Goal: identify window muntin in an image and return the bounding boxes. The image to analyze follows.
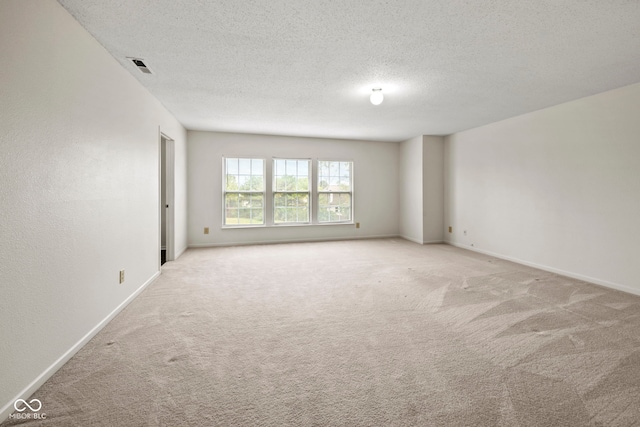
[318,160,352,223]
[224,158,265,225]
[273,158,311,224]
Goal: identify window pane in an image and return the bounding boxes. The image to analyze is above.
[272,159,310,224]
[250,176,264,191]
[239,208,250,222]
[274,159,284,175]
[274,176,283,191]
[298,161,308,175]
[286,194,297,207]
[318,178,329,191]
[251,209,263,224]
[225,175,238,191]
[225,208,239,224]
[283,176,294,191]
[274,192,309,223]
[318,160,351,191]
[225,193,238,208]
[319,161,329,177]
[251,159,263,175]
[226,158,238,175]
[286,159,297,174]
[297,177,309,191]
[237,175,248,190]
[296,207,308,222]
[318,192,351,223]
[318,207,329,222]
[224,157,265,226]
[239,158,251,174]
[340,161,350,175]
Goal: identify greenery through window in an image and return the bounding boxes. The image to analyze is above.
[318,161,352,223]
[224,158,264,225]
[273,159,310,224]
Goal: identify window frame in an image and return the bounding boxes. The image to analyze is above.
[220,156,354,228]
[272,158,312,225]
[317,160,354,224]
[222,157,266,227]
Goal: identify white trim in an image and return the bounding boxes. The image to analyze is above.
[400,236,445,245]
[400,235,424,245]
[446,241,640,297]
[188,234,399,248]
[160,133,175,263]
[174,245,188,259]
[0,271,160,423]
[222,222,356,230]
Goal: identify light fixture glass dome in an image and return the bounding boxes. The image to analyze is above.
[370,88,383,105]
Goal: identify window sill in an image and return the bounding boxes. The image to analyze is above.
[222,222,355,230]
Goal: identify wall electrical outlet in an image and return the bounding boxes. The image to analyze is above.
[356,222,360,229]
[119,270,125,284]
[204,227,209,234]
[448,226,452,233]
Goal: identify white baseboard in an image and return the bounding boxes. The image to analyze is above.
[174,245,188,259]
[188,234,400,248]
[0,271,161,423]
[399,236,444,245]
[446,241,640,297]
[400,235,424,245]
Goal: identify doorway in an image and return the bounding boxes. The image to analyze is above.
[160,133,175,266]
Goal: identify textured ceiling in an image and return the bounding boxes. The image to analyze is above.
[58,0,640,142]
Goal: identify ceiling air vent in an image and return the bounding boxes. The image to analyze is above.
[129,57,152,74]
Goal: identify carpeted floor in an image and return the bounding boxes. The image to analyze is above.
[4,239,640,426]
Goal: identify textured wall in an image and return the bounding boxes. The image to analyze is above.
[398,136,424,243]
[423,136,444,243]
[188,131,399,246]
[445,82,640,294]
[398,135,445,244]
[0,0,186,420]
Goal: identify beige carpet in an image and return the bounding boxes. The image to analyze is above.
[4,239,640,426]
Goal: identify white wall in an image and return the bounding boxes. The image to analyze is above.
[188,131,399,246]
[399,136,424,243]
[174,134,189,258]
[399,136,444,244]
[445,82,640,294]
[423,136,444,243]
[0,0,187,421]
[161,139,167,247]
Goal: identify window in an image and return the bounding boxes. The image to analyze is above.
[318,160,352,223]
[222,157,353,227]
[273,159,310,224]
[224,158,264,225]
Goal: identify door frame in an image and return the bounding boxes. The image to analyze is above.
[159,131,175,266]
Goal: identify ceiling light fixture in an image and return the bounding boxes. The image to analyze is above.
[370,88,383,105]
